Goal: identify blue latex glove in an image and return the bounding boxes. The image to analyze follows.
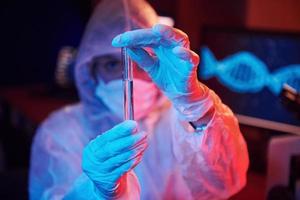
[82,120,147,198]
[112,24,211,121]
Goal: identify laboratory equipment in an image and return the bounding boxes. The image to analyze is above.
[122,0,134,120]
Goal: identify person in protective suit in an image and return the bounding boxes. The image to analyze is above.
[29,0,249,199]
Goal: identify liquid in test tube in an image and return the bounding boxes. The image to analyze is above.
[122,47,134,120]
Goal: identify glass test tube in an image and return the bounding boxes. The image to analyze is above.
[122,47,134,120]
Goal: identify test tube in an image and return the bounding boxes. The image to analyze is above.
[122,47,134,120]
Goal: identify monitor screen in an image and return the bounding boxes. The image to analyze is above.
[199,27,300,134]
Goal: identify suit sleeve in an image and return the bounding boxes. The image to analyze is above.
[170,89,249,199]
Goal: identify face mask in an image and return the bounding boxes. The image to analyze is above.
[95,79,159,120]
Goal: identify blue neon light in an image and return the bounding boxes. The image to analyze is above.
[200,47,300,95]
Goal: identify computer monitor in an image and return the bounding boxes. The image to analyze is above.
[199,27,300,134]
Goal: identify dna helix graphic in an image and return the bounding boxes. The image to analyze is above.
[199,47,300,95]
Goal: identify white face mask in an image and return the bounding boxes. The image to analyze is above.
[95,79,159,120]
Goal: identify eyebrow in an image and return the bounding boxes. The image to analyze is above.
[95,54,122,61]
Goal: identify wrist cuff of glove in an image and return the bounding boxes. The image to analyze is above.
[173,85,214,122]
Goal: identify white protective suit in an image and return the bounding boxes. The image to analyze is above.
[29,0,249,199]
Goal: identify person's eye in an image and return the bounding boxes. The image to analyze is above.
[104,60,122,72]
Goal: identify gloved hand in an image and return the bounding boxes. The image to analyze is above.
[112,24,212,121]
[82,120,147,198]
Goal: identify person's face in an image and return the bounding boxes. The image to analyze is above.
[92,52,152,83]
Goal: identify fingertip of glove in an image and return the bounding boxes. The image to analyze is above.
[152,24,171,35]
[112,34,122,47]
[123,120,138,131]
